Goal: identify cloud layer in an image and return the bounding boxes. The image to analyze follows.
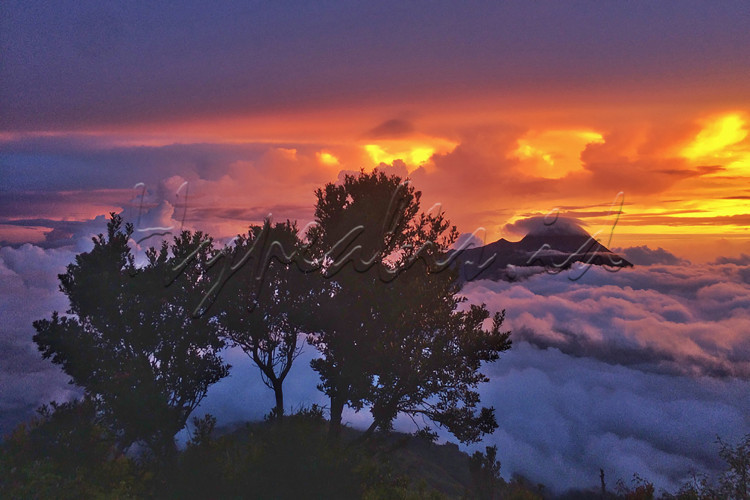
[2,234,748,493]
[462,260,750,379]
[475,342,749,492]
[2,2,749,491]
[0,244,82,436]
[2,106,750,264]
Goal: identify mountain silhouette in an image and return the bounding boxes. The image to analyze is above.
[453,218,632,282]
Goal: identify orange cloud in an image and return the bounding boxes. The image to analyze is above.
[362,136,457,172]
[681,113,748,160]
[3,104,749,262]
[316,151,340,166]
[513,130,604,179]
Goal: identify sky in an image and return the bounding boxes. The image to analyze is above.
[2,1,750,260]
[2,1,750,494]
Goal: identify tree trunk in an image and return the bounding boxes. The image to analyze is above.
[328,395,344,440]
[152,435,179,497]
[273,380,284,420]
[161,435,179,463]
[363,420,378,438]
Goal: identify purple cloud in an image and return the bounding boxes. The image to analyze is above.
[614,245,690,266]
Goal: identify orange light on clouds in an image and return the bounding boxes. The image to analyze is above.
[679,112,750,186]
[5,98,747,263]
[682,113,748,160]
[277,148,298,160]
[363,137,458,171]
[364,144,434,167]
[316,151,340,166]
[512,130,604,179]
[515,141,554,165]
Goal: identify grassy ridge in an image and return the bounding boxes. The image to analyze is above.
[2,404,747,498]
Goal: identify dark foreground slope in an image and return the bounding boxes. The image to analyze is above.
[3,405,746,498]
[0,405,542,499]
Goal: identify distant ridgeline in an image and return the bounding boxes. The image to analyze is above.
[453,219,633,282]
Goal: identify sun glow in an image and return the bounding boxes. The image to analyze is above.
[316,151,340,166]
[364,144,435,166]
[363,137,457,170]
[682,114,748,159]
[513,130,604,179]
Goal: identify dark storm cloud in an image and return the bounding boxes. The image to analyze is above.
[366,119,416,139]
[0,189,129,220]
[3,1,750,130]
[0,218,93,248]
[0,205,177,250]
[713,254,750,266]
[189,204,312,223]
[614,245,690,266]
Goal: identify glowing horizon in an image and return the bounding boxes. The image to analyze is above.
[1,3,749,263]
[2,107,749,262]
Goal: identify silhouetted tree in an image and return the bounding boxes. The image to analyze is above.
[33,214,229,457]
[363,255,510,443]
[215,220,321,419]
[469,445,503,500]
[615,474,655,500]
[718,433,750,500]
[306,170,426,437]
[307,170,510,441]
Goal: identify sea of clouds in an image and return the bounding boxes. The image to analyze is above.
[457,261,750,492]
[1,228,749,493]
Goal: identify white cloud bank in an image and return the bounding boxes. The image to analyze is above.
[461,261,750,379]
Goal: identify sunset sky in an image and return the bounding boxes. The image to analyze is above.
[2,2,750,491]
[2,1,750,261]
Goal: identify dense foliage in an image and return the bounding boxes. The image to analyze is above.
[0,405,490,499]
[213,220,322,418]
[32,215,229,456]
[307,170,510,442]
[3,404,747,499]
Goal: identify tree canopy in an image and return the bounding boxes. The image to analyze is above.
[30,171,510,455]
[365,259,510,443]
[306,169,510,442]
[214,220,323,418]
[33,214,229,456]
